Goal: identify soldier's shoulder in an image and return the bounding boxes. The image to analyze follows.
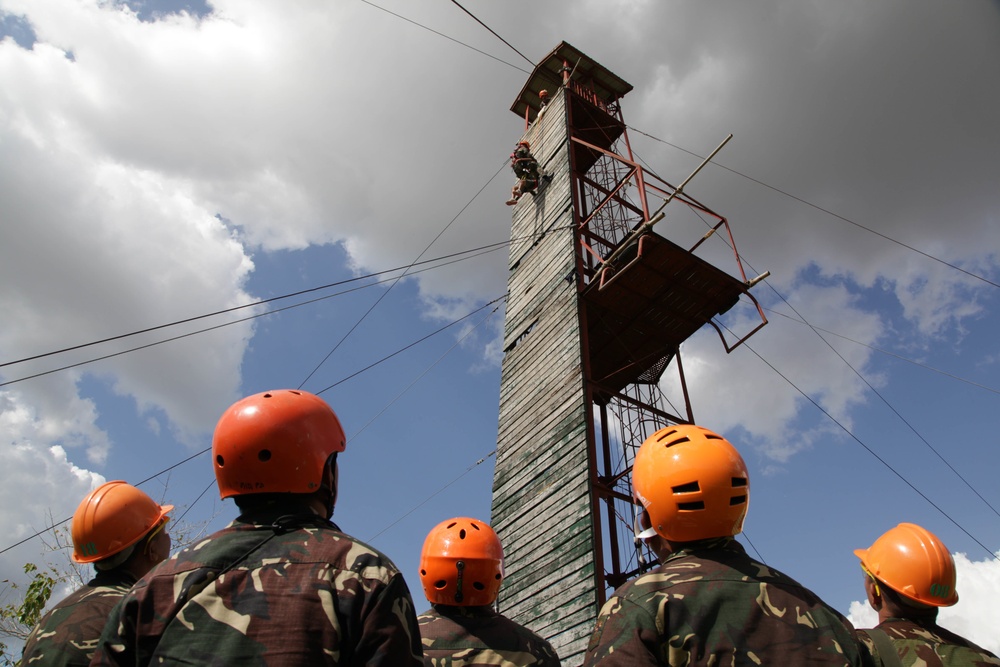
[416,609,462,644]
[299,527,404,577]
[498,613,560,658]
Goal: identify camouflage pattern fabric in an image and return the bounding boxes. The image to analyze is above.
[90,508,423,667]
[859,619,1000,666]
[511,147,539,179]
[21,570,136,667]
[583,537,873,666]
[418,604,561,666]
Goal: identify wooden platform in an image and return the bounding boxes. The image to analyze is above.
[581,232,746,399]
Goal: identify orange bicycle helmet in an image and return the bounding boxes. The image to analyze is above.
[212,389,346,499]
[632,424,749,543]
[72,481,173,564]
[854,523,958,607]
[419,517,504,606]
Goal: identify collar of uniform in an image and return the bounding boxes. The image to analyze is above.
[663,536,744,563]
[231,503,329,529]
[880,616,940,632]
[89,568,139,589]
[431,604,499,619]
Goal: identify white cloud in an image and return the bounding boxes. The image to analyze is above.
[659,281,885,462]
[0,390,104,589]
[847,552,1000,656]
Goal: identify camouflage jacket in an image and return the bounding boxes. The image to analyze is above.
[418,605,561,666]
[859,618,1000,667]
[90,508,423,667]
[20,570,136,667]
[510,147,539,179]
[583,537,873,666]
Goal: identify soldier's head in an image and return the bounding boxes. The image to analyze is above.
[632,424,749,546]
[72,481,173,575]
[855,522,958,619]
[419,517,504,608]
[212,389,346,518]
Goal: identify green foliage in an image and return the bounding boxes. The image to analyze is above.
[13,564,56,627]
[0,562,58,666]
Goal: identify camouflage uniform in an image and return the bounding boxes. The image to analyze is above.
[20,570,136,667]
[583,537,872,666]
[418,604,561,666]
[90,508,423,666]
[859,619,1000,666]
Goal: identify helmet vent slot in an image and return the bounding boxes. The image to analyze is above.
[472,582,485,591]
[434,579,447,589]
[258,449,272,462]
[459,529,467,539]
[216,455,225,467]
[672,481,700,494]
[677,501,705,511]
[731,477,747,487]
[730,495,747,506]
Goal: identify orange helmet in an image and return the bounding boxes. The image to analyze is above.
[854,523,958,607]
[71,481,173,564]
[212,389,346,499]
[539,89,549,98]
[419,517,504,606]
[632,424,749,543]
[518,140,530,148]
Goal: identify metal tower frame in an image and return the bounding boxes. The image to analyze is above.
[495,42,768,662]
[525,42,767,598]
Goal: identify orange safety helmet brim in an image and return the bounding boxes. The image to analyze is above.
[212,389,346,499]
[854,523,958,607]
[71,481,173,564]
[419,517,504,607]
[632,424,749,543]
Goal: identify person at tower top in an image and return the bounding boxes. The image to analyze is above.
[583,423,873,666]
[21,481,172,667]
[417,516,561,666]
[854,522,1000,666]
[91,389,423,667]
[535,89,550,122]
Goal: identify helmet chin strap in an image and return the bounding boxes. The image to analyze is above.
[633,507,658,568]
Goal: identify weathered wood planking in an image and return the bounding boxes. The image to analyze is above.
[492,89,598,666]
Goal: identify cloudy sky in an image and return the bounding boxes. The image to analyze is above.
[1,0,999,655]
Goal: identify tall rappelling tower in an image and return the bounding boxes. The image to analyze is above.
[491,42,769,664]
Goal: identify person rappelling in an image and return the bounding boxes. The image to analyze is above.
[505,140,551,206]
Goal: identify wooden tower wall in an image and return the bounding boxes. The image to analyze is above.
[492,89,597,664]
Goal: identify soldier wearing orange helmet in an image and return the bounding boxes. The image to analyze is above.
[584,424,872,666]
[505,140,551,206]
[22,481,172,667]
[92,389,423,667]
[854,523,999,666]
[417,517,561,666]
